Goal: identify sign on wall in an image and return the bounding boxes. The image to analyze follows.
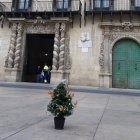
[78,32,92,52]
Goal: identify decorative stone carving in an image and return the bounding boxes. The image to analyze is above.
[14,23,23,68]
[5,23,17,68]
[33,17,46,25]
[108,33,119,42]
[99,41,104,72]
[100,22,140,74]
[52,23,60,70]
[26,23,54,34]
[111,27,121,32]
[121,22,133,31]
[58,23,66,70]
[64,34,71,70]
[109,33,140,49]
[109,22,134,32]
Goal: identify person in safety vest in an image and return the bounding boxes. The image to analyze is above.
[43,64,49,83]
[36,66,43,83]
[47,66,51,84]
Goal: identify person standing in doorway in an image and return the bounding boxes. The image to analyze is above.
[43,64,49,83]
[36,66,43,83]
[47,66,51,84]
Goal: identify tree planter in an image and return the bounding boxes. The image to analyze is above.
[47,81,77,130]
[54,117,65,130]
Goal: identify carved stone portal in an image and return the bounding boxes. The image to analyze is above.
[5,20,71,83]
[4,22,24,82]
[14,23,24,68]
[99,22,140,87]
[59,23,66,70]
[5,23,24,69]
[5,23,18,68]
[52,23,60,70]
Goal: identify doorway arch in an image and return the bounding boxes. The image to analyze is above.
[112,39,140,89]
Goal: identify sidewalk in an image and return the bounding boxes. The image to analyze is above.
[0,81,140,95]
[0,85,140,140]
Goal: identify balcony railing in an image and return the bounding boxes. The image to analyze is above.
[0,0,81,12]
[85,0,140,12]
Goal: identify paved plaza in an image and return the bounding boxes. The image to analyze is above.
[0,83,140,140]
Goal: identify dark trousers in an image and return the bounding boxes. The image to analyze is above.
[43,70,48,83]
[36,74,43,83]
[48,72,51,83]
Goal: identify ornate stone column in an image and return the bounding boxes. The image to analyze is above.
[63,32,71,83]
[14,23,23,68]
[99,26,112,88]
[52,23,60,70]
[58,23,66,70]
[51,22,69,84]
[4,22,23,82]
[99,41,105,73]
[5,23,17,68]
[51,23,62,84]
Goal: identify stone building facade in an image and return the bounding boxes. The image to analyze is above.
[0,0,140,89]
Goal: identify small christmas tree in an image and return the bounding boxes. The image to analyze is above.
[47,81,77,118]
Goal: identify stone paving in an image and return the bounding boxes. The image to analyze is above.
[0,85,140,140]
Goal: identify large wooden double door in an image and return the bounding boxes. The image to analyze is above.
[112,39,140,89]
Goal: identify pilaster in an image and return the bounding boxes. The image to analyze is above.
[58,23,66,70]
[4,22,23,82]
[5,68,21,82]
[52,23,61,70]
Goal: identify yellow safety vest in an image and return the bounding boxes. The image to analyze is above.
[43,65,48,70]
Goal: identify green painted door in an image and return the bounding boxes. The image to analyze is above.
[112,39,140,89]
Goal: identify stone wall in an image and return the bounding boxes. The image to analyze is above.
[0,23,11,80]
[69,16,102,86]
[68,0,101,86]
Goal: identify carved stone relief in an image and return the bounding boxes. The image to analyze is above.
[99,22,140,73]
[110,22,134,32]
[5,23,24,69]
[14,23,24,68]
[52,23,60,70]
[99,41,104,72]
[26,23,54,34]
[52,22,71,71]
[64,32,71,70]
[59,23,66,70]
[121,22,133,31]
[5,20,71,73]
[109,33,140,46]
[98,22,140,87]
[33,17,46,25]
[5,23,18,68]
